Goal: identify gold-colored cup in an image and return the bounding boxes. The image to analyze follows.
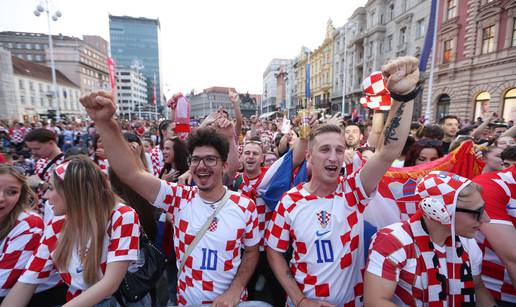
[298,109,310,139]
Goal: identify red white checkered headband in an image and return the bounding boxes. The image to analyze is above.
[417,171,473,224]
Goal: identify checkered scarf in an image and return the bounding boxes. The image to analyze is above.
[360,71,391,111]
[413,171,476,306]
[408,211,476,306]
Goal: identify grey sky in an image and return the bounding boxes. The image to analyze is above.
[0,0,365,96]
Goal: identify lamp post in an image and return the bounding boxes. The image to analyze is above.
[34,0,62,122]
[341,22,356,115]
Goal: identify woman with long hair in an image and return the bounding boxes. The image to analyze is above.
[403,139,445,167]
[159,136,188,182]
[0,165,67,306]
[2,156,140,307]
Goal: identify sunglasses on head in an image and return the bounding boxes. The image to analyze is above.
[417,139,443,147]
[455,206,485,221]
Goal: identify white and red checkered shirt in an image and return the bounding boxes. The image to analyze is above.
[265,170,370,306]
[150,146,163,177]
[367,215,482,306]
[19,204,140,301]
[234,167,272,251]
[0,210,59,297]
[34,155,65,215]
[473,166,516,302]
[153,180,260,305]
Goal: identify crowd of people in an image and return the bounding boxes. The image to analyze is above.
[0,56,515,307]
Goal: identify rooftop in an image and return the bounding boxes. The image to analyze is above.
[12,56,79,88]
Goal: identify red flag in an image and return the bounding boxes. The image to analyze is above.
[377,140,485,221]
[107,57,116,92]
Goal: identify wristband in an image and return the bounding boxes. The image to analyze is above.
[390,81,423,103]
[296,296,307,307]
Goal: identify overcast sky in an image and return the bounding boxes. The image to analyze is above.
[0,0,365,96]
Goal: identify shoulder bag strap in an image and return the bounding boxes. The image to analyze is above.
[177,188,231,279]
[38,153,64,180]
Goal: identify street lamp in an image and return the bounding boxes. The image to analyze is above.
[34,0,62,121]
[341,22,357,115]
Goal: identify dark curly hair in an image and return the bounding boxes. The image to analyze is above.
[187,128,229,161]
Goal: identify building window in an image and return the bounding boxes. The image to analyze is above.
[370,11,376,27]
[482,25,495,54]
[416,18,425,38]
[30,96,36,105]
[502,88,516,121]
[512,18,516,47]
[443,39,453,63]
[474,91,490,119]
[15,43,22,49]
[18,79,24,89]
[446,0,457,20]
[399,27,406,45]
[35,55,42,61]
[7,42,13,48]
[25,43,32,49]
[436,94,450,120]
[389,3,394,21]
[387,35,393,51]
[27,54,33,61]
[29,81,34,91]
[40,97,44,107]
[20,95,25,104]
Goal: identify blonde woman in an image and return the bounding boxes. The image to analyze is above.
[2,157,140,307]
[0,165,66,306]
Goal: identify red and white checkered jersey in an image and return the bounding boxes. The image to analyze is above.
[265,170,371,306]
[234,167,272,251]
[34,155,65,215]
[150,146,163,177]
[0,210,58,296]
[96,158,109,174]
[153,180,260,306]
[19,203,140,301]
[367,220,482,306]
[473,166,516,302]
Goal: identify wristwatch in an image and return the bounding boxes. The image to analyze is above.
[390,81,423,103]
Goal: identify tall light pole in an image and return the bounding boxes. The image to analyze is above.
[34,0,62,121]
[341,23,356,115]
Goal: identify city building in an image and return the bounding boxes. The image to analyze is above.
[295,47,311,110]
[0,48,17,121]
[310,19,336,111]
[262,58,291,114]
[189,86,237,119]
[343,0,430,118]
[115,66,148,120]
[0,31,110,95]
[284,59,297,117]
[422,0,516,123]
[331,25,347,113]
[0,49,81,122]
[109,15,164,112]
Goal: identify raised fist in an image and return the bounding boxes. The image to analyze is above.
[381,56,419,95]
[79,91,116,122]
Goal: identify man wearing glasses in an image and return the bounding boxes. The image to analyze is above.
[365,171,494,306]
[79,92,260,307]
[473,160,516,305]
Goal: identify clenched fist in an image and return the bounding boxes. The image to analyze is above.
[79,91,117,122]
[381,56,419,95]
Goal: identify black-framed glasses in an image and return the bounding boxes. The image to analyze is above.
[456,206,485,221]
[187,155,220,167]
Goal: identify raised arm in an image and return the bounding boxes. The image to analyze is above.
[79,91,161,203]
[367,111,385,150]
[229,89,243,136]
[360,57,418,196]
[471,113,496,140]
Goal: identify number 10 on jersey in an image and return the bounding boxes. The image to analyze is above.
[315,240,334,263]
[200,248,218,270]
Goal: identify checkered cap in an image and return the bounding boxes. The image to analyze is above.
[54,161,70,181]
[417,171,472,224]
[360,71,391,111]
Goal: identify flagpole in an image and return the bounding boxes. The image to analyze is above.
[424,0,440,123]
